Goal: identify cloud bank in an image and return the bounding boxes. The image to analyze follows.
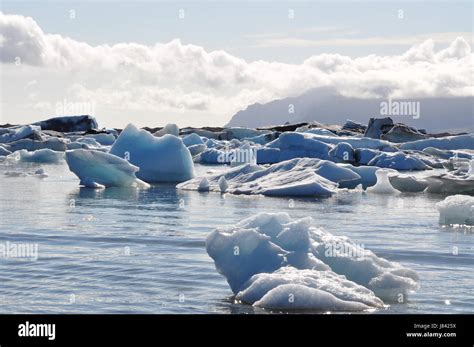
[0,12,472,127]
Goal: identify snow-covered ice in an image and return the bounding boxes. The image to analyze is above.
[436,195,474,226]
[110,124,195,183]
[66,149,150,188]
[178,158,346,197]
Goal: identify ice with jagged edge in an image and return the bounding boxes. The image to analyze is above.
[178,158,365,197]
[66,149,150,188]
[110,124,195,183]
[206,212,418,311]
[436,194,474,226]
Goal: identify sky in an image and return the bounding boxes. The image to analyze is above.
[0,1,473,128]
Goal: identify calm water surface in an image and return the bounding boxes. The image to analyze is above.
[0,161,472,314]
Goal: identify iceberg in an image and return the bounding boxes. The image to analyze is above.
[178,158,357,197]
[110,124,195,183]
[436,195,474,226]
[260,133,332,164]
[182,133,204,147]
[206,213,418,311]
[65,149,150,188]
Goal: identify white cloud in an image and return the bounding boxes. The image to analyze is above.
[0,12,472,128]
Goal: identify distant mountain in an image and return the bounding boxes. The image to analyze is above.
[226,87,474,133]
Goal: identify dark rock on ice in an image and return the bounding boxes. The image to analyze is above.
[33,115,98,133]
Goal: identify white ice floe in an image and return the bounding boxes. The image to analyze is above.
[110,124,195,183]
[436,195,474,226]
[400,134,474,151]
[388,175,428,193]
[366,169,401,194]
[154,123,180,137]
[8,149,64,163]
[65,149,150,189]
[206,213,418,311]
[178,158,356,197]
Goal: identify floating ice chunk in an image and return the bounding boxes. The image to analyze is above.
[8,149,64,163]
[218,176,228,193]
[84,133,116,146]
[179,158,339,197]
[110,124,195,183]
[188,144,207,156]
[154,123,179,137]
[263,133,332,163]
[339,164,380,189]
[368,152,429,170]
[328,142,355,163]
[367,170,401,194]
[388,175,429,193]
[0,125,41,144]
[425,175,474,194]
[436,195,474,226]
[198,177,210,192]
[207,213,418,309]
[5,137,69,152]
[65,149,150,188]
[182,133,204,147]
[400,134,474,151]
